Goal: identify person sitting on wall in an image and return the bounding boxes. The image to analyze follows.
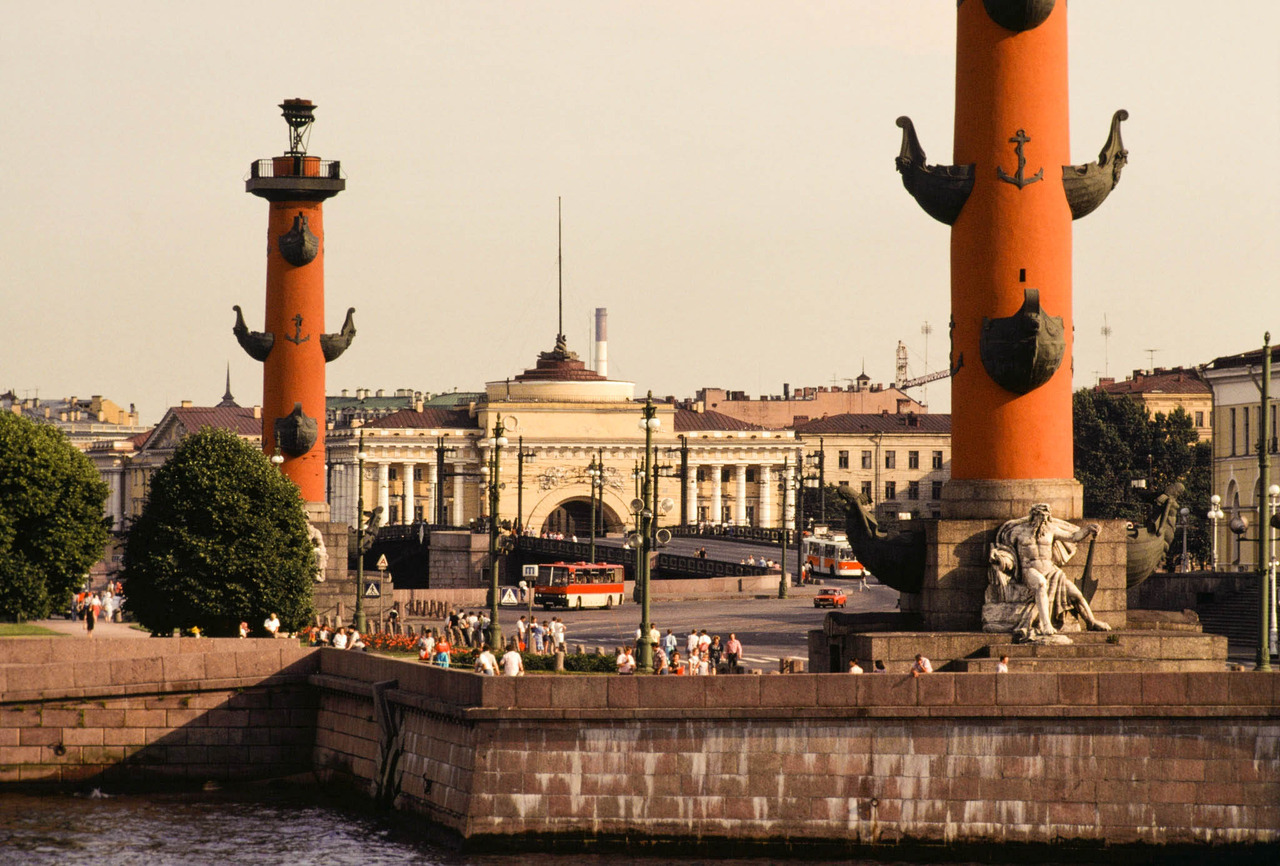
[848,659,864,674]
[474,644,498,675]
[616,646,636,675]
[501,643,524,676]
[911,653,932,677]
[263,613,280,638]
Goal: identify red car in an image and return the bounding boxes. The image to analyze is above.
[813,587,847,609]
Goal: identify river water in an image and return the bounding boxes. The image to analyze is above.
[0,788,908,866]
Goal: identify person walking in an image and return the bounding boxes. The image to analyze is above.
[725,633,742,674]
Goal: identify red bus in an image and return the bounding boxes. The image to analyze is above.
[533,562,626,610]
[803,528,867,578]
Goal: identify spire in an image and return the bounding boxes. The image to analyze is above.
[557,195,564,347]
[218,363,239,408]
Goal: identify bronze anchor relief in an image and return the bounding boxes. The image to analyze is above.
[980,287,1065,395]
[284,313,310,345]
[997,129,1043,189]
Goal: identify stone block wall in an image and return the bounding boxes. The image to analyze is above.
[0,638,319,787]
[307,651,1280,848]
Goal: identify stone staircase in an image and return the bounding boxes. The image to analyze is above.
[953,628,1228,673]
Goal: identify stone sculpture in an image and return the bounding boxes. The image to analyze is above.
[843,493,927,594]
[1125,482,1184,589]
[985,503,1111,642]
[307,523,328,582]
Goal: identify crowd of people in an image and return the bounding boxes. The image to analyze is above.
[72,583,125,634]
[298,623,366,650]
[618,628,745,676]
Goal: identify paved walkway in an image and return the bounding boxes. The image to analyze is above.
[32,617,152,638]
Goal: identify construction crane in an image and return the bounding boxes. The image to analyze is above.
[894,341,951,391]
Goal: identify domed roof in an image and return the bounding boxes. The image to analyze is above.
[513,334,606,383]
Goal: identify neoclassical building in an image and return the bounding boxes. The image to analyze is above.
[326,339,808,535]
[325,338,956,536]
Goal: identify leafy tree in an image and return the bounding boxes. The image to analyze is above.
[0,413,109,620]
[1073,389,1212,568]
[122,427,314,636]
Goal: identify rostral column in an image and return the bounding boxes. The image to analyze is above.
[895,0,1127,519]
[235,99,356,517]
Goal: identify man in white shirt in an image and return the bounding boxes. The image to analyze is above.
[616,646,636,675]
[686,630,699,655]
[501,645,524,676]
[263,613,280,637]
[475,644,498,675]
[550,618,566,651]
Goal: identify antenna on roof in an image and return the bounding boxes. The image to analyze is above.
[1100,314,1112,377]
[557,196,564,345]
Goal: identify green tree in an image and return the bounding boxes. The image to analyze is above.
[0,413,109,620]
[1073,390,1213,568]
[122,427,314,636]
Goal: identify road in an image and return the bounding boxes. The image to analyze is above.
[500,575,897,670]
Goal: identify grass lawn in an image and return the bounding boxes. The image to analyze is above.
[0,623,65,637]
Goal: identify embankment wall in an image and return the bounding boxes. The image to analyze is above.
[310,650,1280,848]
[2,640,1277,851]
[0,638,318,786]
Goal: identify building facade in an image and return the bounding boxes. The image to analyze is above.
[1202,346,1280,572]
[1096,367,1212,441]
[794,413,952,522]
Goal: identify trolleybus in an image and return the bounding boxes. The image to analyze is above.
[533,562,626,609]
[802,528,868,578]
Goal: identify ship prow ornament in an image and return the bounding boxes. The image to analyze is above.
[274,402,319,457]
[894,116,974,226]
[1062,110,1129,220]
[232,305,274,362]
[980,287,1065,395]
[321,307,357,362]
[278,212,320,266]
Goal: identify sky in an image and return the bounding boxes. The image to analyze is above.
[3,1,1277,425]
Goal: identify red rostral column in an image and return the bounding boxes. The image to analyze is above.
[896,0,1127,518]
[235,99,356,512]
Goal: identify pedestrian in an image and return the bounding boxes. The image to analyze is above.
[332,627,349,649]
[996,654,1009,673]
[663,629,678,660]
[857,568,869,592]
[239,621,249,639]
[501,643,524,676]
[847,659,864,674]
[686,630,699,656]
[911,653,932,677]
[708,635,723,672]
[434,643,451,668]
[474,644,498,675]
[670,650,685,675]
[725,633,742,674]
[616,646,636,675]
[551,617,566,652]
[873,660,886,673]
[264,613,281,638]
[84,598,96,635]
[516,616,528,651]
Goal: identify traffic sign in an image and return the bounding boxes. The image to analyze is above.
[364,581,381,598]
[375,554,388,570]
[522,564,539,578]
[500,587,520,606]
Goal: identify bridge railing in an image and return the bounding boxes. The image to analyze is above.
[671,525,799,546]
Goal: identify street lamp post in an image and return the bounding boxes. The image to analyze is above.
[588,456,602,563]
[486,418,508,650]
[354,432,368,633]
[635,393,660,671]
[1269,484,1280,660]
[1208,494,1224,573]
[1257,332,1272,671]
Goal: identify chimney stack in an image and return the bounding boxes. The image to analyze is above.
[594,307,608,378]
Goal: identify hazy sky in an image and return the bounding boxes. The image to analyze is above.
[3,2,1277,424]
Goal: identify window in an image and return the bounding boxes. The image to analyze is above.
[908,451,920,470]
[697,505,709,521]
[388,504,399,524]
[721,467,732,482]
[414,505,424,522]
[745,505,756,526]
[885,451,896,470]
[838,450,850,469]
[861,450,872,469]
[908,481,920,500]
[388,467,398,482]
[932,450,943,470]
[721,505,732,524]
[696,467,708,482]
[931,481,943,500]
[1230,408,1237,456]
[414,466,425,482]
[861,481,872,498]
[1245,407,1251,455]
[884,481,896,500]
[1195,411,1204,428]
[746,468,757,483]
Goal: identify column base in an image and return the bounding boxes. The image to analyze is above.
[941,479,1084,521]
